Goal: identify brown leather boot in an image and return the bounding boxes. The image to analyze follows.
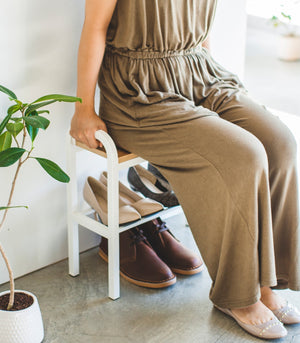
[98,227,176,288]
[139,218,204,275]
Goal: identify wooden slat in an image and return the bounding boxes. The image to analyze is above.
[75,141,138,163]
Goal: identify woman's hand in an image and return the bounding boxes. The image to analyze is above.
[70,109,107,149]
[70,0,118,149]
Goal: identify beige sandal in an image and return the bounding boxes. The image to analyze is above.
[100,171,164,216]
[83,176,141,225]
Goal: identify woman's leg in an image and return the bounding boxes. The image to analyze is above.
[199,90,300,323]
[211,91,300,293]
[105,110,277,309]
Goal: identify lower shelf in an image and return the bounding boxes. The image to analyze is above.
[73,205,184,237]
[118,205,183,232]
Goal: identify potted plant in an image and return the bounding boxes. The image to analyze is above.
[0,84,81,343]
[270,0,300,61]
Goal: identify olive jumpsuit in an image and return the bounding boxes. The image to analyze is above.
[97,0,300,308]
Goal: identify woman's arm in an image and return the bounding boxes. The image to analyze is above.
[70,0,117,148]
[202,37,210,51]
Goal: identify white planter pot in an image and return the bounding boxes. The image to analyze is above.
[277,35,300,61]
[0,290,44,343]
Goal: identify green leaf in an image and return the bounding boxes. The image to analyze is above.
[23,115,50,130]
[0,113,13,135]
[36,110,50,115]
[0,147,26,167]
[0,85,17,100]
[6,122,24,137]
[33,157,70,183]
[24,100,57,116]
[7,104,22,115]
[14,99,24,106]
[281,12,291,20]
[25,111,39,142]
[0,131,12,151]
[32,94,82,104]
[10,117,23,122]
[0,205,28,211]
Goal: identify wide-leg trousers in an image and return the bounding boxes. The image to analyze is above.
[103,90,300,308]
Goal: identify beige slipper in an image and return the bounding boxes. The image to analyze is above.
[83,176,141,225]
[214,305,287,339]
[273,301,300,324]
[100,171,164,216]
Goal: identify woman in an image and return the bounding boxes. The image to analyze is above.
[70,0,300,339]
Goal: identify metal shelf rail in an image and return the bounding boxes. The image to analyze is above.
[66,130,182,300]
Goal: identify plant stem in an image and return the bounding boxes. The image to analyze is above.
[13,136,20,148]
[0,114,26,310]
[0,242,14,310]
[0,112,29,229]
[20,113,26,149]
[0,160,23,231]
[0,158,22,311]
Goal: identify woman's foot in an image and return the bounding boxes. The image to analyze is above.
[215,302,287,339]
[260,286,286,311]
[230,286,287,325]
[231,300,275,325]
[261,286,300,324]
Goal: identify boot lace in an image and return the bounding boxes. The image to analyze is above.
[130,228,147,245]
[153,219,178,240]
[154,220,169,233]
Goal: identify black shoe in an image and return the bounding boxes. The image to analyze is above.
[147,163,170,186]
[127,165,179,207]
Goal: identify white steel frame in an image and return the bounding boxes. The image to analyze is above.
[66,130,182,300]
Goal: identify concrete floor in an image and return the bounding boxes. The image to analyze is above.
[0,214,300,343]
[1,23,300,343]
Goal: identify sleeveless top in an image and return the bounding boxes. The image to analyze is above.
[98,0,244,127]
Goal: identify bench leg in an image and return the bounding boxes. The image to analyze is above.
[106,151,121,300]
[68,220,80,276]
[108,230,120,300]
[66,137,80,276]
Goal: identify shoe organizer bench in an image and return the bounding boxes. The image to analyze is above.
[66,129,182,300]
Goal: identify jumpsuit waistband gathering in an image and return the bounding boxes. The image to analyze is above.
[105,44,203,59]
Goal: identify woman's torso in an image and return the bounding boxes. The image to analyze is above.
[99,0,244,127]
[105,0,218,52]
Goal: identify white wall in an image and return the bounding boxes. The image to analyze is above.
[0,0,102,285]
[210,0,248,79]
[0,0,248,285]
